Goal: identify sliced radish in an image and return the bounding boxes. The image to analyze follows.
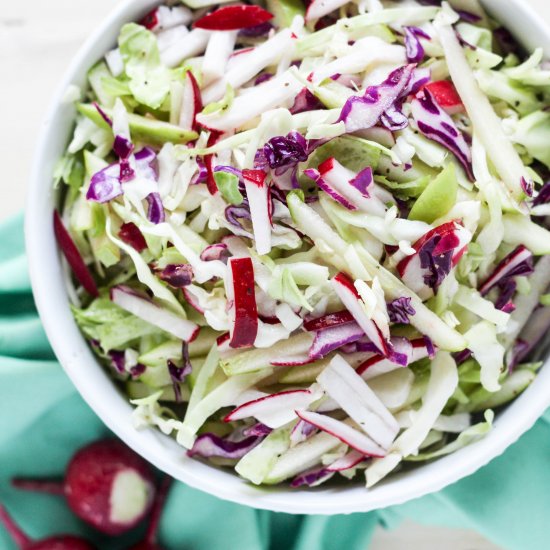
[295,410,386,457]
[309,322,365,360]
[160,28,211,69]
[424,80,464,115]
[194,5,273,31]
[317,355,399,449]
[54,211,98,297]
[357,337,432,379]
[304,310,355,331]
[478,245,533,296]
[306,0,355,23]
[111,286,198,342]
[179,71,202,133]
[396,221,471,300]
[224,389,318,428]
[140,5,192,32]
[331,272,389,356]
[316,158,387,217]
[202,31,238,86]
[202,29,293,104]
[243,169,272,255]
[226,257,259,349]
[204,130,222,195]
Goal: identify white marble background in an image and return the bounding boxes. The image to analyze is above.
[1,1,549,547]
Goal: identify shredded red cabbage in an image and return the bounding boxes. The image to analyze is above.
[155,264,194,288]
[387,297,416,324]
[404,26,430,64]
[187,433,263,459]
[411,88,474,180]
[146,192,165,224]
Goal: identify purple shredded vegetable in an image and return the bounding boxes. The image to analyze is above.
[254,72,273,85]
[337,64,416,133]
[146,192,165,224]
[291,467,333,488]
[113,135,134,160]
[258,131,309,171]
[200,243,230,262]
[404,26,430,64]
[454,348,472,365]
[424,335,436,359]
[349,166,373,197]
[290,88,324,114]
[309,322,366,360]
[387,297,416,324]
[156,264,194,288]
[168,343,193,403]
[243,423,273,437]
[129,363,146,379]
[456,9,482,23]
[93,102,113,126]
[411,89,474,180]
[188,433,263,459]
[109,350,126,374]
[533,181,550,206]
[87,164,123,203]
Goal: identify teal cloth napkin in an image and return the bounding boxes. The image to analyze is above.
[1,212,548,549]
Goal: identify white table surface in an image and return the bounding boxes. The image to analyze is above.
[2,1,549,548]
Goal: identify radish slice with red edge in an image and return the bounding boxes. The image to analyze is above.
[226,257,259,349]
[111,285,199,342]
[478,245,534,296]
[12,439,155,536]
[53,211,98,297]
[331,272,389,356]
[0,502,97,550]
[317,355,399,449]
[304,310,355,331]
[193,5,274,31]
[180,71,203,133]
[290,449,366,487]
[424,80,464,115]
[243,169,272,255]
[396,221,471,300]
[294,410,386,457]
[224,389,317,428]
[140,5,191,32]
[204,131,222,195]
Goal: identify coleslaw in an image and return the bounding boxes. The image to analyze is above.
[53,0,550,488]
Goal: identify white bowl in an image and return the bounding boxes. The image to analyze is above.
[26,0,550,514]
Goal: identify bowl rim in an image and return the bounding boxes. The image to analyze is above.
[25,0,550,515]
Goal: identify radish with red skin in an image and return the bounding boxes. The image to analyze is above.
[139,5,192,32]
[316,158,388,216]
[12,439,155,536]
[204,131,222,195]
[226,257,259,349]
[304,310,355,331]
[478,245,534,296]
[179,71,203,133]
[243,170,272,256]
[331,272,389,356]
[0,502,96,550]
[423,81,464,115]
[119,222,147,252]
[128,477,173,550]
[396,221,471,300]
[193,5,274,31]
[53,211,98,297]
[224,389,318,428]
[294,410,386,457]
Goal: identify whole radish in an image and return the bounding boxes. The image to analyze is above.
[13,439,155,536]
[129,476,173,550]
[0,502,96,550]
